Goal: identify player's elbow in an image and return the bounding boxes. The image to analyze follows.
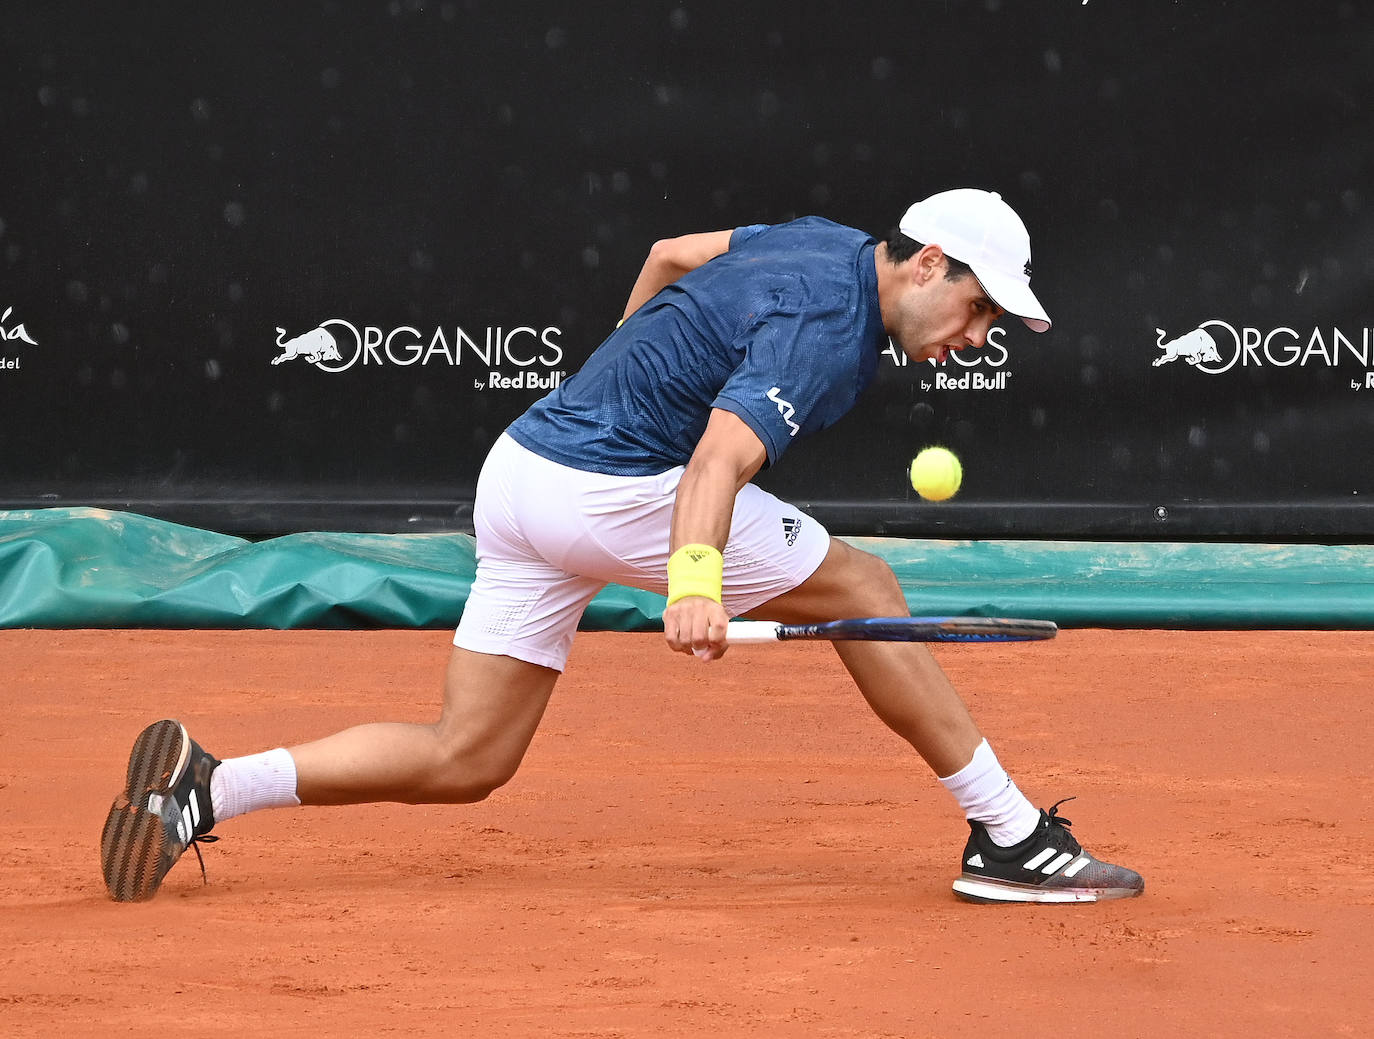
[646,237,695,281]
[648,230,732,279]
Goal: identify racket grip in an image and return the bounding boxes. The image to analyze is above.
[724,620,782,644]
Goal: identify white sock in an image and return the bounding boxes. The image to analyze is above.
[938,739,1041,847]
[210,748,301,824]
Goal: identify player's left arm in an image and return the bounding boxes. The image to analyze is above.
[663,408,767,661]
[620,229,733,324]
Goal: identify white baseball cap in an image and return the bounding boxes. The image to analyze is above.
[898,188,1051,333]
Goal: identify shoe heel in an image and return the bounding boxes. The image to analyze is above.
[100,799,170,902]
[123,720,188,798]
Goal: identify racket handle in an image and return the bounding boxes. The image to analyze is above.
[724,620,782,644]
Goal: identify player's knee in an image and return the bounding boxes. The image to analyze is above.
[430,760,518,804]
[455,773,514,804]
[427,732,525,804]
[839,546,907,614]
[764,540,908,623]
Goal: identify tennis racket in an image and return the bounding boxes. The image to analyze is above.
[724,616,1057,644]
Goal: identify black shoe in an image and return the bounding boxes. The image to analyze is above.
[101,720,220,902]
[952,799,1144,904]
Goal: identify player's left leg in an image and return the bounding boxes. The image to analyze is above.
[749,535,1143,904]
[745,536,981,776]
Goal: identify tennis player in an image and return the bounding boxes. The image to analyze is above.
[102,188,1143,905]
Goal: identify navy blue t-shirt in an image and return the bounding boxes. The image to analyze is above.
[507,216,886,476]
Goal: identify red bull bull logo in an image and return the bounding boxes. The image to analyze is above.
[271,326,341,366]
[1152,327,1221,368]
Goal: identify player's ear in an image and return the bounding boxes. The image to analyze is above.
[913,244,945,284]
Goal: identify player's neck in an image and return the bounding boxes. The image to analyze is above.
[873,242,913,333]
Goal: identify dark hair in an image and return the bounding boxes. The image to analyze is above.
[882,227,974,280]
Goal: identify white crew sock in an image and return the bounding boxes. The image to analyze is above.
[209,748,301,824]
[938,739,1041,847]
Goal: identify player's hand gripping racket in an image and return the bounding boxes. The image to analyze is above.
[724,616,1057,644]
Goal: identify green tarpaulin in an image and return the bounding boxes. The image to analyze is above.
[2,508,1371,629]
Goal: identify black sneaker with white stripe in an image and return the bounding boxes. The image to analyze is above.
[100,719,220,902]
[952,799,1144,904]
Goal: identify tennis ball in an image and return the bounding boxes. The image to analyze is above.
[910,446,962,502]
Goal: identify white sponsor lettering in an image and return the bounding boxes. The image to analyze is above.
[1,306,38,346]
[1153,320,1374,377]
[933,371,1011,390]
[882,326,1012,369]
[270,321,565,383]
[485,370,565,390]
[1,306,36,370]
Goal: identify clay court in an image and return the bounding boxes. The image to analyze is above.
[2,626,1368,1037]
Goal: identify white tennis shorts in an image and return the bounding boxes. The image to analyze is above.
[454,432,830,670]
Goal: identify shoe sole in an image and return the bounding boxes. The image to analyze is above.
[952,874,1145,904]
[100,720,190,902]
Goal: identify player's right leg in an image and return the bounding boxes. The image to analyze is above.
[100,432,600,901]
[101,719,220,902]
[100,653,559,901]
[277,432,611,808]
[289,648,560,805]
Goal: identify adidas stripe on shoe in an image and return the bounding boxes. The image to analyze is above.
[952,798,1144,904]
[100,719,220,902]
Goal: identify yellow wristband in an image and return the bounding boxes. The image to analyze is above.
[666,544,724,606]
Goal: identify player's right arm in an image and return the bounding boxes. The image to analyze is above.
[663,408,767,662]
[620,229,734,324]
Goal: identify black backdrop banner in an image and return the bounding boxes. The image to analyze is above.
[3,2,1372,539]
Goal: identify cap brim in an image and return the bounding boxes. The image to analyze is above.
[971,267,1052,333]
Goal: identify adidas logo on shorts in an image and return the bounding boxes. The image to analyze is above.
[781,517,802,547]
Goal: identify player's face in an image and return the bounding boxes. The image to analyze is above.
[888,261,1003,365]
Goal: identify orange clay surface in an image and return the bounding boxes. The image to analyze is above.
[1,628,1371,1038]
